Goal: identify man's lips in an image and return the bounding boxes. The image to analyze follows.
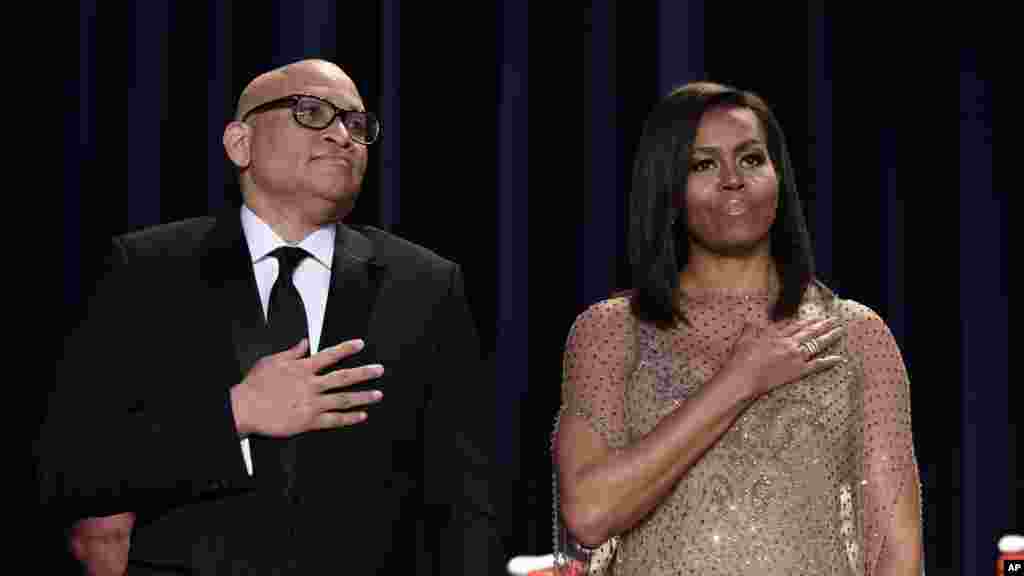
[313,155,354,166]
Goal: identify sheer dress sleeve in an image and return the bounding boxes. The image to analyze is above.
[844,303,921,575]
[559,297,636,451]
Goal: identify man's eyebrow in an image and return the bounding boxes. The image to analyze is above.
[691,139,765,155]
[329,97,364,112]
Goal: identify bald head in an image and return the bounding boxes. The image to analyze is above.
[223,58,370,241]
[235,59,362,121]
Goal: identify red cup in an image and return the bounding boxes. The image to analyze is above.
[997,534,1024,576]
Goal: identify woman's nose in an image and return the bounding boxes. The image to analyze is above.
[719,162,744,190]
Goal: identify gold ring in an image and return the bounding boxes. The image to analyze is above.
[800,339,819,358]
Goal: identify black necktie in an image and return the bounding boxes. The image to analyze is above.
[255,246,310,500]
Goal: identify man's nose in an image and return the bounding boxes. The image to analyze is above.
[322,117,354,147]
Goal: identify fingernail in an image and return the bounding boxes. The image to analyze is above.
[352,339,365,350]
[371,364,385,376]
[372,390,383,400]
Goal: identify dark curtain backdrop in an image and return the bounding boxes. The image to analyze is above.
[49,2,1002,575]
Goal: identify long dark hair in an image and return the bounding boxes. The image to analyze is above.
[628,81,816,328]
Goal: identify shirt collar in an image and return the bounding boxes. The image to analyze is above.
[240,204,335,270]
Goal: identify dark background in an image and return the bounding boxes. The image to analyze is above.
[43,3,1004,575]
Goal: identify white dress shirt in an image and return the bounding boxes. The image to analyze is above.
[238,204,335,475]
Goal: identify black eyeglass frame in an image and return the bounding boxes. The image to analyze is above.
[240,94,382,145]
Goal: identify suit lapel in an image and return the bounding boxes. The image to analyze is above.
[198,205,271,381]
[317,224,384,365]
[295,224,386,493]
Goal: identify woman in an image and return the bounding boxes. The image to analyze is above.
[555,82,922,575]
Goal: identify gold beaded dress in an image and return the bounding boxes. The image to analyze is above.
[557,281,919,575]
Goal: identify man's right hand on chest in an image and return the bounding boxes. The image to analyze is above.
[230,338,385,438]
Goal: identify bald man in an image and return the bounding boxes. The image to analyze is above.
[43,60,504,575]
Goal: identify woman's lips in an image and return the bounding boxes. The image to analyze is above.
[724,197,748,216]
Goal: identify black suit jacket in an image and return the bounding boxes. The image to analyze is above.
[43,206,504,574]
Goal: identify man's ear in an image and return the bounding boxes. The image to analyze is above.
[223,121,251,169]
